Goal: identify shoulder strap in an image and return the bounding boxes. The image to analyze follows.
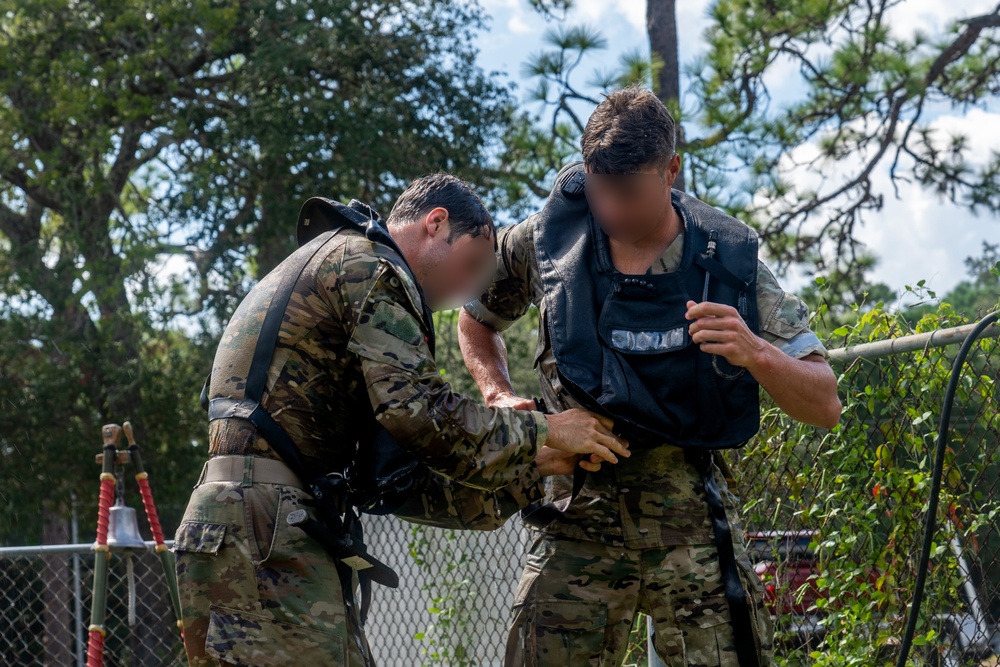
[208,230,342,481]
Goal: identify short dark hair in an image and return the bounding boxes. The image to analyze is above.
[580,85,676,175]
[387,173,495,245]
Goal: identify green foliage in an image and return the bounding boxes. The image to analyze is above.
[0,0,521,544]
[690,0,1000,274]
[904,241,1000,323]
[738,299,999,665]
[505,0,999,288]
[434,306,543,401]
[0,322,214,544]
[408,526,477,667]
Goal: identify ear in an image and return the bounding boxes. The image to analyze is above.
[422,207,450,239]
[665,154,682,188]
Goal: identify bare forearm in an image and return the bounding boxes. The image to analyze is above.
[746,348,841,429]
[458,309,516,405]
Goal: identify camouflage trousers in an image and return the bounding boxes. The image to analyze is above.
[504,533,773,667]
[173,476,370,666]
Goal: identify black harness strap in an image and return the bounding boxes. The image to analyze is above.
[208,230,339,476]
[686,449,760,667]
[520,465,588,529]
[206,229,376,666]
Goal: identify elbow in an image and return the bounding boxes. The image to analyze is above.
[815,362,842,430]
[819,393,843,430]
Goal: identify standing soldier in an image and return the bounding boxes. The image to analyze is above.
[458,86,842,666]
[173,174,629,666]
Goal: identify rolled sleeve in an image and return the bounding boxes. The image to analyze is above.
[464,298,520,332]
[755,260,829,359]
[463,218,537,332]
[776,331,827,359]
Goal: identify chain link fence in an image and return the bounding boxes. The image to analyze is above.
[731,318,1000,666]
[2,318,998,666]
[0,543,183,666]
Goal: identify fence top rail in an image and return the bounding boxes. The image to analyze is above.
[0,540,174,556]
[828,318,1000,364]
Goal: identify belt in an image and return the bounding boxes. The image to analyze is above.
[199,455,305,490]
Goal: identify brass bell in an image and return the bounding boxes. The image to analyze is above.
[105,499,147,551]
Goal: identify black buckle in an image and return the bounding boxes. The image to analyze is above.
[614,276,656,298]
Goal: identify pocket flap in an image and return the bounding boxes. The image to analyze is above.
[172,522,227,555]
[206,605,345,665]
[534,600,608,632]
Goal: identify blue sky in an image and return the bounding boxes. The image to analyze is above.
[470,0,1000,301]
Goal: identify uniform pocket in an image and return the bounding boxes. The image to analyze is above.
[258,485,322,567]
[205,605,346,666]
[173,522,227,554]
[656,594,734,667]
[532,599,607,666]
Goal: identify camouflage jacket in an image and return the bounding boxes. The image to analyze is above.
[208,227,548,519]
[464,212,828,548]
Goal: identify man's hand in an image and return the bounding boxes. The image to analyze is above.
[490,394,622,471]
[686,300,767,370]
[544,408,629,465]
[536,447,604,476]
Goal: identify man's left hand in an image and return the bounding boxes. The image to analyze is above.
[685,300,767,369]
[536,447,604,476]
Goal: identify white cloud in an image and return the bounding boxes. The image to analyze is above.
[856,110,1000,297]
[571,0,647,32]
[884,0,997,40]
[765,110,1000,296]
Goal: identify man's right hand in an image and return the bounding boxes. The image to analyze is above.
[544,408,629,465]
[489,393,628,467]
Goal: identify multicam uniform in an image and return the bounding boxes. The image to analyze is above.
[464,214,828,667]
[174,227,549,666]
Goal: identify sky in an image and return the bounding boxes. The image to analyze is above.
[471,0,1000,300]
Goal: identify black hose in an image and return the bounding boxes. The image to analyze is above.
[895,310,999,667]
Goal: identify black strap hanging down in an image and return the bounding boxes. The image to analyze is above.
[686,449,760,667]
[206,229,379,666]
[520,466,588,529]
[516,397,586,529]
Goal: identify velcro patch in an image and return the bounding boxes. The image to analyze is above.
[371,300,423,346]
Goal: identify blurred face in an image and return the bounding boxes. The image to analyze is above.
[414,208,497,311]
[584,154,681,243]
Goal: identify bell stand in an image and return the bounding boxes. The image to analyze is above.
[85,422,183,667]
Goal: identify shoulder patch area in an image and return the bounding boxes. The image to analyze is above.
[377,258,425,320]
[371,300,424,346]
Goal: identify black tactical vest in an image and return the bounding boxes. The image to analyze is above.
[535,162,761,450]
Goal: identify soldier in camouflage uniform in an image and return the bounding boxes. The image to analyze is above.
[173,174,630,666]
[458,87,842,666]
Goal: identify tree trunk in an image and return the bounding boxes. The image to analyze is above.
[647,6,685,661]
[647,0,686,193]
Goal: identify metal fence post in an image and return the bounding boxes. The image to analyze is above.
[648,616,668,666]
